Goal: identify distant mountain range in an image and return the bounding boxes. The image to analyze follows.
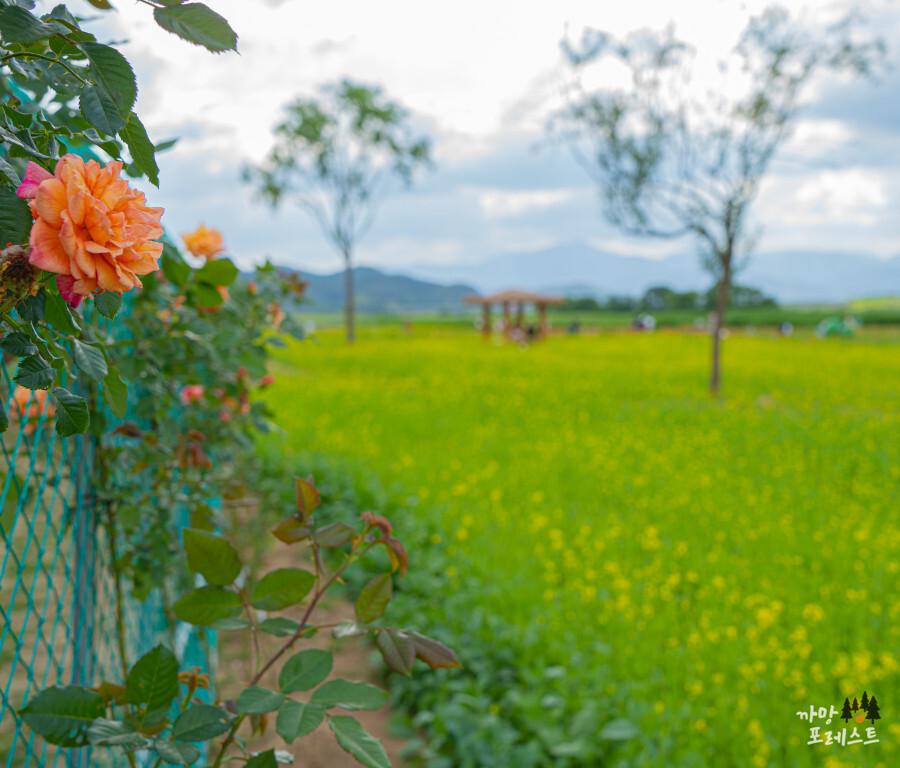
[293,243,900,312]
[399,243,900,304]
[300,266,476,313]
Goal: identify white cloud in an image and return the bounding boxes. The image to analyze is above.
[783,120,854,158]
[431,132,501,163]
[479,188,579,218]
[59,0,855,158]
[487,231,561,255]
[356,237,466,268]
[764,168,889,226]
[587,237,684,260]
[755,168,897,255]
[796,169,887,223]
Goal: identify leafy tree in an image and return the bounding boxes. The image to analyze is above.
[562,296,603,311]
[640,285,703,312]
[841,698,852,723]
[641,286,678,312]
[673,291,702,311]
[246,80,431,343]
[556,6,884,392]
[867,695,880,724]
[703,284,777,310]
[606,294,637,312]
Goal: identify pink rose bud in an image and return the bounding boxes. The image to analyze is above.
[179,385,205,405]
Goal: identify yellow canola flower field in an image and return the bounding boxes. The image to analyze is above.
[266,328,899,767]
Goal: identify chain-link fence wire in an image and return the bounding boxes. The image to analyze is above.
[1,309,216,767]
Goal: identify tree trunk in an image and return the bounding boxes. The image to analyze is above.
[343,250,355,344]
[709,256,732,395]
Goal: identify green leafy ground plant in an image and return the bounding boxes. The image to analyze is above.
[21,476,460,767]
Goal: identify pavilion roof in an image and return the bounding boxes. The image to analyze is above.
[464,290,565,305]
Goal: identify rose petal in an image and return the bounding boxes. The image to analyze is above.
[56,274,84,307]
[121,242,163,275]
[73,276,98,295]
[67,190,89,227]
[57,210,80,260]
[29,219,71,274]
[83,159,101,188]
[34,179,67,229]
[16,162,54,199]
[94,253,122,292]
[56,155,86,187]
[85,205,112,246]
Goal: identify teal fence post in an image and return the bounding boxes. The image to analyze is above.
[68,431,94,768]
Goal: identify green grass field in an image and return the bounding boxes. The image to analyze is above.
[294,302,900,333]
[263,327,899,767]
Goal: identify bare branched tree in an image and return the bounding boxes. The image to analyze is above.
[555,7,884,392]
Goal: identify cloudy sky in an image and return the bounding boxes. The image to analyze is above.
[56,0,900,283]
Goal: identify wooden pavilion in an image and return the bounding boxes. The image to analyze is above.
[465,290,565,340]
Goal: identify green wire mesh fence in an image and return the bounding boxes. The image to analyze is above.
[0,319,215,767]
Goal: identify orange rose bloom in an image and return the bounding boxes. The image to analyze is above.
[182,224,224,260]
[16,156,164,297]
[10,386,55,435]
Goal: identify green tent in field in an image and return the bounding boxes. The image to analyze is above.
[815,316,858,338]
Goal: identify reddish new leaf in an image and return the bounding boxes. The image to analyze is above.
[90,681,127,706]
[408,631,461,670]
[295,477,321,521]
[314,521,355,548]
[384,537,408,577]
[111,422,143,438]
[375,629,415,676]
[272,516,309,544]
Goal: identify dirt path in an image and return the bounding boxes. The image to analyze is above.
[217,545,408,767]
